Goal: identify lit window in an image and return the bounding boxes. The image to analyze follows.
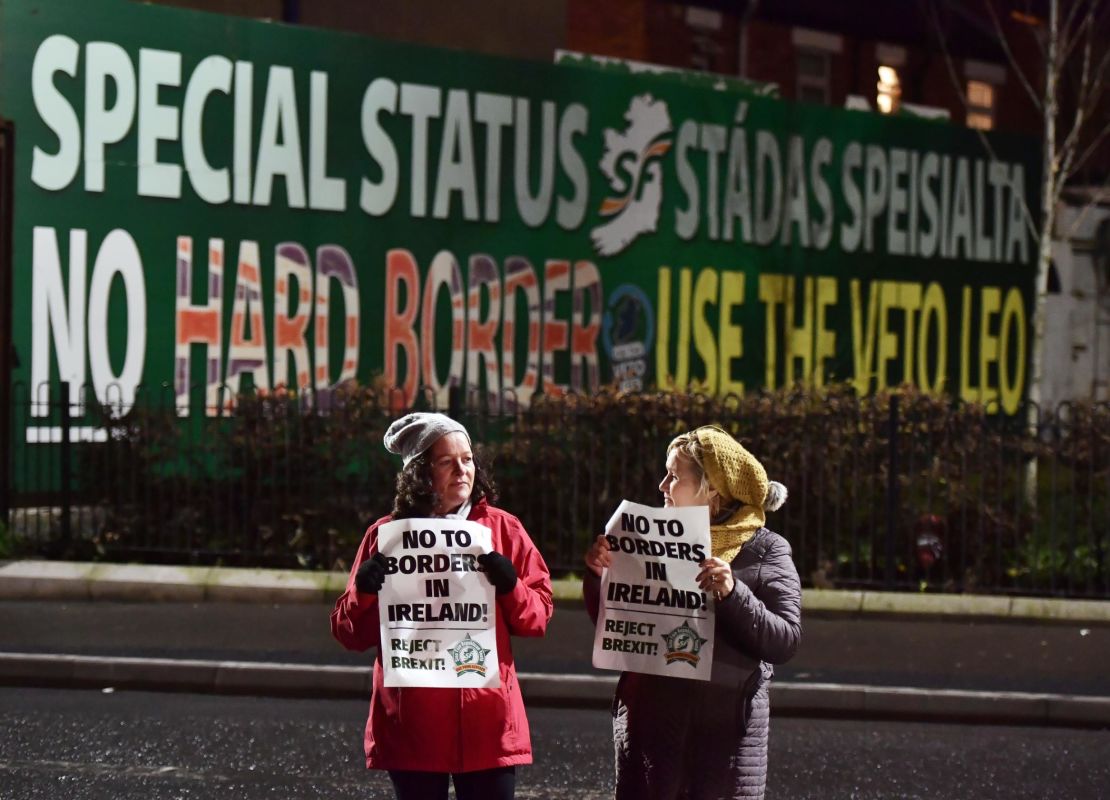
[966,79,995,129]
[877,65,901,114]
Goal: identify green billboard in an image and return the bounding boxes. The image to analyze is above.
[0,0,1040,452]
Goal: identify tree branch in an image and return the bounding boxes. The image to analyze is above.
[927,2,1004,158]
[1060,0,1089,53]
[1081,38,1110,107]
[927,1,975,115]
[983,0,1043,110]
[1057,5,1095,183]
[1063,172,1110,240]
[1069,112,1110,177]
[1057,1,1090,66]
[924,0,1040,242]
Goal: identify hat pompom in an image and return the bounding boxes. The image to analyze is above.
[764,481,788,512]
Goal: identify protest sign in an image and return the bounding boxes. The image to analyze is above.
[376,518,499,688]
[592,500,714,681]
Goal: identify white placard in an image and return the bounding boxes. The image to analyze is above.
[376,518,499,688]
[592,500,714,681]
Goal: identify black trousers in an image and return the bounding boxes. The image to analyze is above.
[388,766,516,800]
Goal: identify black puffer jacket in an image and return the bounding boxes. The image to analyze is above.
[584,527,802,800]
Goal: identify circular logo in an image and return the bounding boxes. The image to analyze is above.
[448,633,490,677]
[602,284,654,360]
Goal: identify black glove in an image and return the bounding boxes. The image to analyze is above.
[477,551,518,595]
[355,552,389,594]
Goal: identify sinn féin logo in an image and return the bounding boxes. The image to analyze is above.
[590,94,672,257]
[662,622,707,668]
[448,633,491,677]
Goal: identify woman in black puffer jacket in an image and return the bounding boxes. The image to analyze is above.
[584,426,802,800]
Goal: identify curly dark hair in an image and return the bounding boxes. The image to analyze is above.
[391,446,498,519]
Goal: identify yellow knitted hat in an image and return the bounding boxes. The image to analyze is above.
[693,426,769,507]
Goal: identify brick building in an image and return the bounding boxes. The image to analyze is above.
[567,0,1105,183]
[153,0,1105,184]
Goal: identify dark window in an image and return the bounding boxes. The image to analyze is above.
[796,49,830,104]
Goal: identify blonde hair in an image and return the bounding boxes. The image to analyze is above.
[666,433,721,514]
[668,428,791,518]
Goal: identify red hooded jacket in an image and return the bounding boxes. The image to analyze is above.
[330,498,553,772]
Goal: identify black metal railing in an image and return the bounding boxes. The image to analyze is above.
[6,380,1109,599]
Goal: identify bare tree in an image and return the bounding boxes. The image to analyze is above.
[928,0,1110,419]
[1011,0,1109,417]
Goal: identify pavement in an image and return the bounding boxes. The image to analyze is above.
[1,559,1108,728]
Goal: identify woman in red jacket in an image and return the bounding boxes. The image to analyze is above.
[331,412,553,800]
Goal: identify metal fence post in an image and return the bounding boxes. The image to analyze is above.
[0,120,13,532]
[59,381,72,548]
[885,394,899,589]
[448,385,462,419]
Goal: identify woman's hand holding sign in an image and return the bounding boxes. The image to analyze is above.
[355,552,390,594]
[584,535,612,577]
[477,551,518,595]
[696,556,735,601]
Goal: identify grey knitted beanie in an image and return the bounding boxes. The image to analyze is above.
[383,413,470,466]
